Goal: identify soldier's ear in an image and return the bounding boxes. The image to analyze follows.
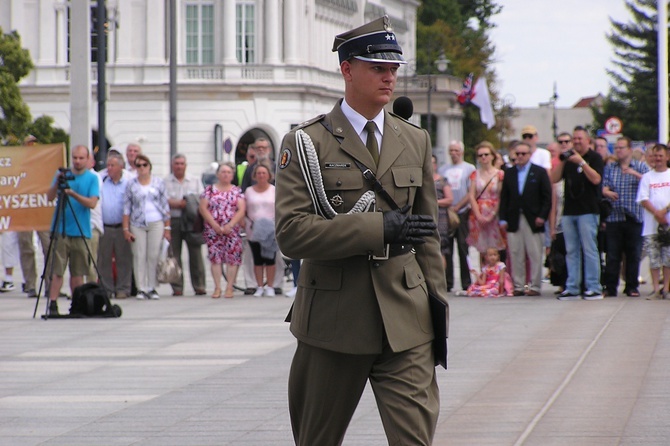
[340,60,353,81]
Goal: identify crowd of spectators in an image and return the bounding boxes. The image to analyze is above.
[3,126,668,304]
[0,138,284,307]
[437,125,662,300]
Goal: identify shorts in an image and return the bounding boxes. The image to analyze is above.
[52,236,90,276]
[643,234,670,269]
[248,241,276,266]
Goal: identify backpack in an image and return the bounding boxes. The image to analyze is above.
[69,283,122,318]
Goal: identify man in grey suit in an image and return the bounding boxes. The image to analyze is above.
[275,16,449,446]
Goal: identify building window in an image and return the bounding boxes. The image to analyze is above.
[186,2,214,65]
[236,2,255,64]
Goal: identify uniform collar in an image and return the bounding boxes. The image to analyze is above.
[341,98,385,139]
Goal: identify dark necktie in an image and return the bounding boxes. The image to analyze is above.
[365,121,379,166]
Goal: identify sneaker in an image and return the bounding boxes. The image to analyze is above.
[49,300,59,315]
[286,287,298,298]
[115,292,129,300]
[557,291,581,301]
[25,289,37,298]
[253,287,264,297]
[264,286,275,297]
[455,290,468,296]
[583,291,604,300]
[136,291,148,300]
[148,289,160,300]
[0,281,15,292]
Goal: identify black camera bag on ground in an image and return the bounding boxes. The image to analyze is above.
[69,283,122,318]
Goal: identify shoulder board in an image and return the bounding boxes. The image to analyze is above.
[294,114,326,131]
[389,112,422,130]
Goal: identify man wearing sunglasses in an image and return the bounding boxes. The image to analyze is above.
[520,125,551,170]
[499,142,552,296]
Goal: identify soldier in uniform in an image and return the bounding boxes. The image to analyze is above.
[275,16,449,446]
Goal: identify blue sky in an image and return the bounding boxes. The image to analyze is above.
[490,0,631,107]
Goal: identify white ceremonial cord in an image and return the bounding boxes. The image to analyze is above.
[295,129,375,218]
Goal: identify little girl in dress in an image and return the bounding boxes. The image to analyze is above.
[466,248,513,297]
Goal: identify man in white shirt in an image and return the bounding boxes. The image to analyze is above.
[637,143,670,300]
[440,141,475,292]
[86,153,104,283]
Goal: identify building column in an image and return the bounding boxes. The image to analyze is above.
[115,0,133,64]
[284,0,299,64]
[55,1,67,66]
[38,0,56,65]
[70,0,92,150]
[145,0,165,65]
[222,0,237,64]
[264,0,280,64]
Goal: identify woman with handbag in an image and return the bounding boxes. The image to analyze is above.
[432,155,454,268]
[199,162,246,298]
[245,162,277,297]
[123,154,171,300]
[466,141,506,266]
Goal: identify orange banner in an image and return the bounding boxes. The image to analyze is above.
[0,144,66,231]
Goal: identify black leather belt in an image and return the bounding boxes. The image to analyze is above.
[370,244,414,260]
[104,223,122,228]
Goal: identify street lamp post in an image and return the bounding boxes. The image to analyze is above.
[427,52,449,134]
[499,94,515,148]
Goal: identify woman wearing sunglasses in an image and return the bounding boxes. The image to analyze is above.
[466,141,507,267]
[123,154,171,300]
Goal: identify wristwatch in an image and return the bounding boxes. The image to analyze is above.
[579,161,586,168]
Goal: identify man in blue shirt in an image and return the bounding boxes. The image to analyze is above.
[45,145,100,315]
[602,136,649,297]
[499,142,552,295]
[98,150,131,299]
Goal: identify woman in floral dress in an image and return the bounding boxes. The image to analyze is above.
[199,162,246,298]
[466,141,506,266]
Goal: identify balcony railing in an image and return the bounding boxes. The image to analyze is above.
[22,63,345,93]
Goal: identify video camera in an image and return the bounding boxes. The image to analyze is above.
[57,167,75,190]
[559,149,575,162]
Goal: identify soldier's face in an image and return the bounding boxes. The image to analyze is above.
[343,59,399,109]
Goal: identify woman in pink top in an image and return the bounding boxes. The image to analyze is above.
[245,163,277,297]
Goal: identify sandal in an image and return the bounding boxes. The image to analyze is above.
[626,290,640,297]
[211,288,221,299]
[224,288,234,298]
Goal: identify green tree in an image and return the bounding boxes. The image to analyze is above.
[0,27,67,145]
[595,0,661,141]
[416,0,502,153]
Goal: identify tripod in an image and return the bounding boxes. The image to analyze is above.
[33,178,107,319]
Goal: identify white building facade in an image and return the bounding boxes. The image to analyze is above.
[1,0,462,176]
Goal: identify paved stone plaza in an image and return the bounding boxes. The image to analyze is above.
[2,276,670,445]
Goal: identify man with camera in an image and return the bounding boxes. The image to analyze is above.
[551,127,605,300]
[45,145,100,315]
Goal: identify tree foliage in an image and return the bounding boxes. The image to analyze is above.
[0,27,67,145]
[416,0,502,154]
[595,0,662,141]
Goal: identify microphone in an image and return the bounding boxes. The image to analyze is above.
[393,96,413,120]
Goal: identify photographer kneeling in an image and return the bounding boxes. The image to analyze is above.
[45,145,100,315]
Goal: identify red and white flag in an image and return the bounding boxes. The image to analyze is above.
[471,77,495,129]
